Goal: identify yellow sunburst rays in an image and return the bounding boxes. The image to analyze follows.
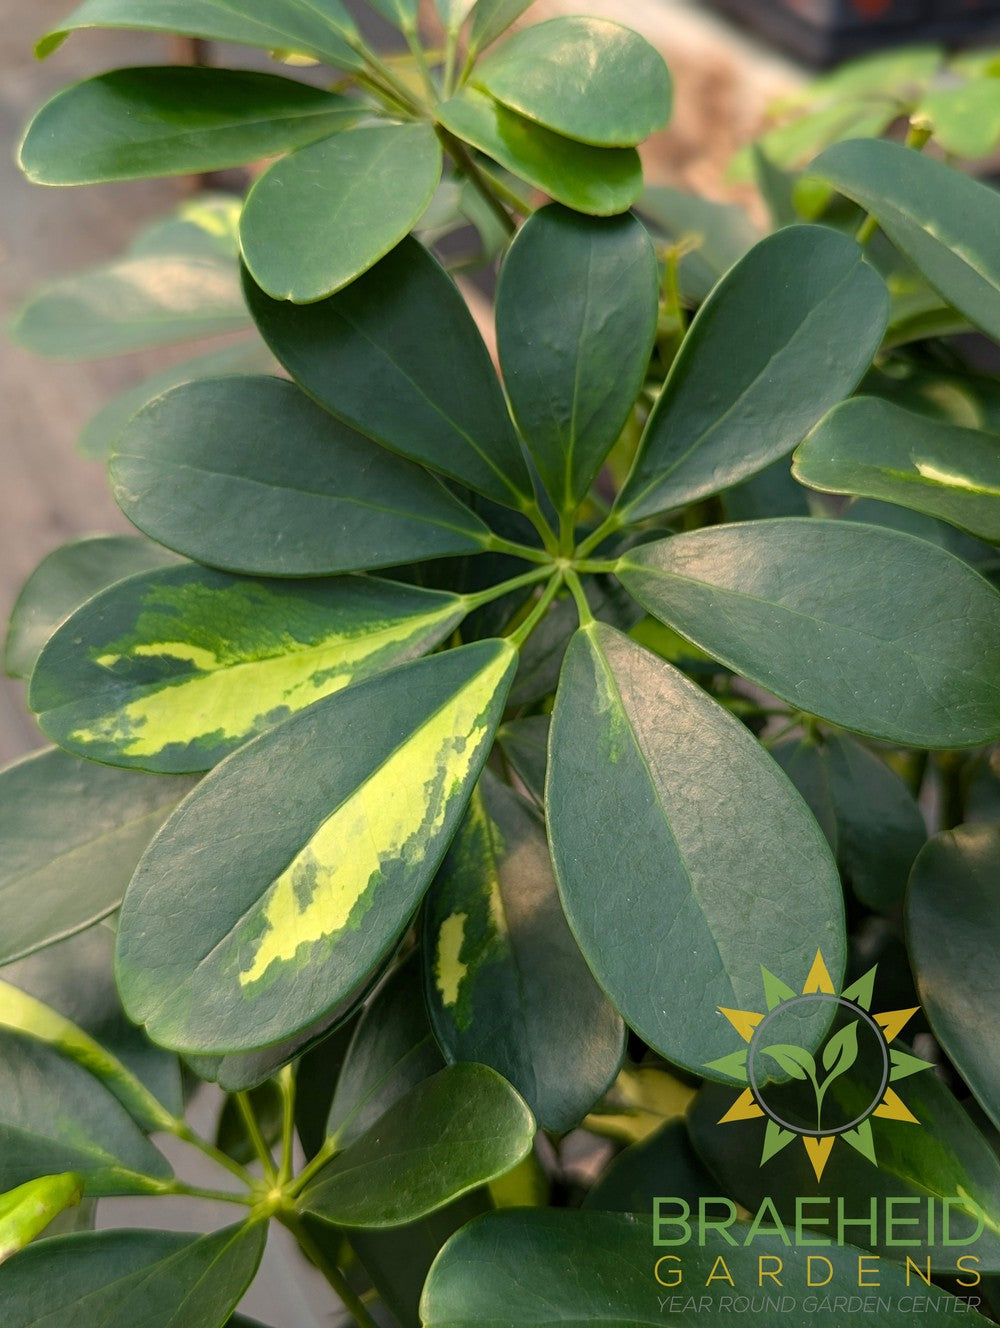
[704,950,934,1183]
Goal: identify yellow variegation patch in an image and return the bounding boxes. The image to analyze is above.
[435,912,470,1007]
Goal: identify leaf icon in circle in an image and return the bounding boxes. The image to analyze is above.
[760,1044,817,1082]
[821,1020,859,1087]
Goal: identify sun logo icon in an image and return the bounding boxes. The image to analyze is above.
[705,950,935,1183]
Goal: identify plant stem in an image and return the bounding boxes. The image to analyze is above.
[575,512,624,559]
[565,569,595,627]
[575,558,622,575]
[476,163,536,214]
[403,22,439,99]
[280,1213,380,1328]
[857,121,932,245]
[174,1122,257,1188]
[485,533,552,565]
[464,565,553,611]
[289,1139,338,1199]
[508,573,564,648]
[236,1092,278,1183]
[278,1066,296,1186]
[443,27,459,98]
[354,69,416,117]
[356,43,430,116]
[153,1178,255,1207]
[437,128,516,236]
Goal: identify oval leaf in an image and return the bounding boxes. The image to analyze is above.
[116,640,517,1052]
[547,624,845,1075]
[0,1175,83,1265]
[299,1063,534,1227]
[615,225,889,522]
[496,205,658,512]
[467,0,536,54]
[812,137,1000,343]
[110,376,489,575]
[244,238,532,507]
[619,519,1000,748]
[32,563,471,773]
[908,823,1000,1130]
[437,90,643,217]
[20,68,361,184]
[474,17,671,147]
[0,747,195,965]
[5,535,176,679]
[241,122,442,303]
[425,773,624,1133]
[0,1223,265,1328]
[420,1208,993,1326]
[795,396,1000,543]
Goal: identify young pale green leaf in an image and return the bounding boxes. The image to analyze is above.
[496,205,658,511]
[244,239,532,507]
[436,0,476,33]
[773,733,926,912]
[437,90,643,217]
[0,1031,170,1196]
[0,747,194,966]
[690,1070,1000,1268]
[0,1224,266,1328]
[908,824,1000,1130]
[614,226,889,522]
[635,185,760,302]
[299,1064,534,1227]
[619,519,1000,748]
[915,79,1000,159]
[116,640,517,1053]
[794,396,1000,543]
[547,624,845,1075]
[240,123,442,303]
[0,1175,83,1265]
[467,0,537,54]
[19,68,361,184]
[812,137,1000,342]
[421,1208,994,1326]
[425,774,624,1133]
[5,535,176,679]
[327,953,444,1150]
[110,377,489,575]
[36,0,362,69]
[31,562,468,773]
[474,17,670,147]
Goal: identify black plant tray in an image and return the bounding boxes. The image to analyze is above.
[702,0,1000,66]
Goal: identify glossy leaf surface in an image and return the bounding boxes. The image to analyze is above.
[300,1064,534,1227]
[620,520,1000,747]
[32,563,467,773]
[244,239,531,507]
[615,226,889,521]
[20,68,360,183]
[241,123,442,303]
[908,824,1000,1129]
[425,773,625,1133]
[116,641,516,1052]
[0,748,194,965]
[474,18,671,147]
[496,205,658,510]
[0,1175,83,1264]
[438,90,643,217]
[794,396,1000,543]
[547,624,844,1073]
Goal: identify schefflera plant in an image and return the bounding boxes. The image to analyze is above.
[5,3,1000,1325]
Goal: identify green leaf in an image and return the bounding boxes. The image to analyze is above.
[5,535,176,679]
[37,0,362,70]
[10,198,248,359]
[436,0,476,33]
[496,205,658,511]
[299,1063,534,1227]
[689,1070,1000,1268]
[438,89,643,217]
[0,1030,170,1195]
[0,748,194,966]
[80,340,275,461]
[244,238,532,507]
[32,562,469,773]
[467,0,536,54]
[583,1119,716,1214]
[327,953,444,1150]
[812,137,1000,343]
[619,519,1000,748]
[0,1175,83,1264]
[474,17,670,147]
[794,397,1000,543]
[914,78,1000,159]
[760,1044,816,1081]
[367,0,418,29]
[908,823,1000,1130]
[241,123,442,303]
[20,68,361,184]
[420,1208,994,1326]
[110,376,490,574]
[772,733,926,912]
[0,1223,266,1327]
[116,639,517,1053]
[614,226,889,522]
[547,624,844,1075]
[424,773,625,1134]
[635,185,760,302]
[496,715,548,806]
[821,1020,859,1084]
[216,1083,282,1166]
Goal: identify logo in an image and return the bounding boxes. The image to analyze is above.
[706,950,934,1182]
